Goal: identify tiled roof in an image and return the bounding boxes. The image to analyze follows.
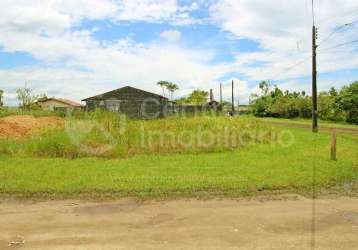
[39,98,84,107]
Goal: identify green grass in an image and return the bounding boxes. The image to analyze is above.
[0,107,58,118]
[0,126,357,199]
[0,113,275,158]
[257,116,358,129]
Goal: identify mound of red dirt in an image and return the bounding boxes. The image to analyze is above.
[0,115,64,139]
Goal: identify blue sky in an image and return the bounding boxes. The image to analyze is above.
[1,0,358,106]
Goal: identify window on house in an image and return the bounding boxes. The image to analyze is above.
[105,100,121,112]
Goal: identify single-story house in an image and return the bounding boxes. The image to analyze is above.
[37,98,84,111]
[82,86,169,119]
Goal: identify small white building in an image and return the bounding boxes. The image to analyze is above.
[37,98,84,111]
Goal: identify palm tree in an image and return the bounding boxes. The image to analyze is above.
[157,81,169,97]
[166,83,179,100]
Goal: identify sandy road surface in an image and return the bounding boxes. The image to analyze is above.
[0,196,358,250]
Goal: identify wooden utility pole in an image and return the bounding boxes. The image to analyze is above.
[331,129,337,161]
[312,25,318,132]
[231,80,235,114]
[220,83,223,105]
[237,82,240,116]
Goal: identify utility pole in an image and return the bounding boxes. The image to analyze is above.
[237,82,240,116]
[312,25,318,132]
[220,83,223,105]
[231,80,235,114]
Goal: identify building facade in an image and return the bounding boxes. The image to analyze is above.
[82,86,169,119]
[38,98,84,111]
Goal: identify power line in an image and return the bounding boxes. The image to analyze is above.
[319,9,358,27]
[318,39,358,53]
[317,23,354,47]
[266,0,314,80]
[268,56,312,81]
[317,20,358,47]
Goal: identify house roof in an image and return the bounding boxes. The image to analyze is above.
[38,98,84,107]
[82,86,168,101]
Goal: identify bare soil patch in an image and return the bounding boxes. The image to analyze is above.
[0,197,357,249]
[0,115,64,139]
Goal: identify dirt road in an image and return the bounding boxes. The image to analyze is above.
[1,196,357,250]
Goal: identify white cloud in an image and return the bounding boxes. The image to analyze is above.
[0,35,232,105]
[113,0,205,25]
[0,0,200,35]
[1,0,357,106]
[115,0,177,22]
[0,0,218,106]
[210,0,358,86]
[160,30,181,42]
[0,0,118,35]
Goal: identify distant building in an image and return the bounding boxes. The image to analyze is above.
[82,86,169,119]
[37,98,84,111]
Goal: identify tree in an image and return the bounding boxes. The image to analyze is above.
[251,96,270,117]
[329,87,338,97]
[0,89,4,107]
[16,87,33,109]
[176,89,209,105]
[251,81,272,117]
[259,81,270,96]
[318,91,335,120]
[336,81,358,124]
[166,83,179,100]
[16,86,46,110]
[296,96,312,118]
[157,81,170,97]
[157,81,179,100]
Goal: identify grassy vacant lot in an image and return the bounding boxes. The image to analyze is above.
[0,112,274,158]
[0,121,357,199]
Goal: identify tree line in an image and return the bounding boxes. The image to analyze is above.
[250,81,358,124]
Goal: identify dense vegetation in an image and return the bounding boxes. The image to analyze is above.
[251,81,358,124]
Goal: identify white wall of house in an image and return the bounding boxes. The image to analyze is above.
[40,100,73,111]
